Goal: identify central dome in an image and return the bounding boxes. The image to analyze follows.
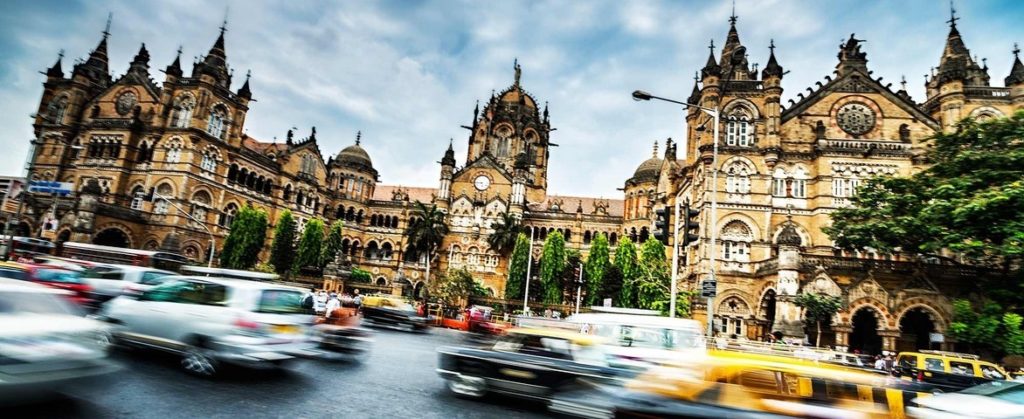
[336,143,373,171]
[631,157,663,182]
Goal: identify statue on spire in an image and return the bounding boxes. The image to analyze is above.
[513,58,522,87]
[355,130,362,145]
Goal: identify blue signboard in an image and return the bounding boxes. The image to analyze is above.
[27,181,73,196]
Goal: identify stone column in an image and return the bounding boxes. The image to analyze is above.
[771,228,805,342]
[833,324,852,352]
[879,330,901,354]
[69,180,101,244]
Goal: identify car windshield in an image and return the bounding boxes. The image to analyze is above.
[0,290,75,315]
[35,269,83,284]
[256,289,306,314]
[962,381,1024,403]
[0,267,27,281]
[140,271,173,285]
[592,324,704,350]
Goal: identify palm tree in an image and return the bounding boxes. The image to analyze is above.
[487,209,522,255]
[405,201,449,299]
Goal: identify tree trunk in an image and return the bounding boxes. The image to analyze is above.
[816,320,822,348]
[423,248,431,301]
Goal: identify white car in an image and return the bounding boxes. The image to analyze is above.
[98,276,319,376]
[0,278,119,404]
[909,381,1024,419]
[81,264,176,302]
[564,310,706,369]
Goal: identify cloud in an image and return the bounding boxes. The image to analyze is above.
[0,0,1021,199]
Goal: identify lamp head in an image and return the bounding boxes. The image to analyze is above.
[632,90,653,101]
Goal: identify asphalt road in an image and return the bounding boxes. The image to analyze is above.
[6,327,550,419]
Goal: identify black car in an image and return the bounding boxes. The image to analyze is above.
[437,328,636,401]
[360,296,428,331]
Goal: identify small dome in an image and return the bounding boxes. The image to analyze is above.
[777,223,803,246]
[631,157,663,182]
[336,143,373,171]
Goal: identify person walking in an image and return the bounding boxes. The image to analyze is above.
[325,293,341,319]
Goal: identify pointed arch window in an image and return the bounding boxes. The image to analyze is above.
[171,95,195,128]
[219,203,238,228]
[129,185,145,210]
[726,115,752,147]
[721,220,753,262]
[725,162,752,194]
[206,105,227,139]
[200,152,217,173]
[48,96,68,125]
[165,138,183,163]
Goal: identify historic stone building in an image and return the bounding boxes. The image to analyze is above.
[21,9,1023,353]
[640,11,1023,353]
[23,21,623,299]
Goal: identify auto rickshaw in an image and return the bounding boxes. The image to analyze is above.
[311,299,373,361]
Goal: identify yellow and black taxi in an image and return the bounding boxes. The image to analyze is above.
[360,295,428,332]
[437,328,636,401]
[551,350,938,419]
[894,350,1009,392]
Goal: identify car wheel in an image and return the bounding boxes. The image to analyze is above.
[448,375,487,399]
[181,345,219,377]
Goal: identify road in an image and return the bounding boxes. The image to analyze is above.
[7,327,549,419]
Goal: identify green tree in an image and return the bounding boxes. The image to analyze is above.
[429,268,482,307]
[948,299,1009,355]
[635,239,670,310]
[405,202,449,299]
[614,237,639,307]
[349,267,372,283]
[269,210,298,276]
[539,231,566,304]
[826,112,1024,288]
[487,209,522,256]
[218,205,268,270]
[294,218,325,272]
[794,293,843,348]
[599,265,624,305]
[322,220,345,268]
[1003,313,1024,356]
[583,232,610,306]
[505,233,530,300]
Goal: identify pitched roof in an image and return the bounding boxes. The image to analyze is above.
[241,135,287,153]
[372,185,437,203]
[527,194,623,218]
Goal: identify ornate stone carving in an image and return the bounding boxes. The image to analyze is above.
[116,91,137,116]
[836,102,876,135]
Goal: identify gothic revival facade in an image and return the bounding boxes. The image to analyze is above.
[22,9,1023,353]
[639,11,1023,353]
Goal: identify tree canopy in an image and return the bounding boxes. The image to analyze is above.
[487,209,522,255]
[614,237,639,308]
[269,210,298,275]
[583,232,610,307]
[430,268,485,307]
[322,220,344,268]
[294,218,325,272]
[219,205,268,270]
[539,231,566,304]
[826,111,1024,272]
[794,293,842,348]
[505,233,530,300]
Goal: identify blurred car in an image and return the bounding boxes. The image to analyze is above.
[80,264,176,302]
[97,276,318,376]
[909,380,1024,419]
[0,278,119,405]
[551,349,938,418]
[566,310,706,369]
[313,303,373,361]
[437,328,635,401]
[361,295,428,331]
[895,350,1009,391]
[0,261,94,307]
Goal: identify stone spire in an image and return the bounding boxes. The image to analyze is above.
[193,19,231,87]
[441,139,456,167]
[46,50,64,79]
[73,13,113,85]
[762,39,783,79]
[718,9,752,80]
[1006,43,1024,86]
[237,70,252,99]
[651,141,658,158]
[165,46,183,78]
[932,4,990,87]
[127,43,150,76]
[701,39,721,78]
[687,71,701,104]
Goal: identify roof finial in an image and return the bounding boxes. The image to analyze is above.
[103,12,112,39]
[709,38,715,52]
[652,141,658,158]
[769,39,776,53]
[693,71,699,83]
[947,0,959,28]
[176,45,183,58]
[58,49,65,60]
[729,0,737,25]
[1014,43,1021,59]
[900,74,907,90]
[244,69,251,82]
[220,6,229,35]
[513,58,521,86]
[355,130,362,145]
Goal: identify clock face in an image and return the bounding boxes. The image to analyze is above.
[474,175,490,191]
[836,102,876,136]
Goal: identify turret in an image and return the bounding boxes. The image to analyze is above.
[926,6,991,128]
[1007,44,1024,100]
[237,70,252,100]
[45,51,64,81]
[127,43,150,78]
[164,46,183,81]
[436,140,456,208]
[762,40,784,157]
[192,21,232,88]
[71,14,113,88]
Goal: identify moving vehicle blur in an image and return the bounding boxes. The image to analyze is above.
[61,241,189,271]
[0,261,94,307]
[362,295,428,332]
[97,276,318,376]
[80,264,176,302]
[895,350,1009,391]
[437,328,635,401]
[566,308,706,369]
[0,235,55,261]
[909,380,1024,419]
[313,300,373,361]
[0,278,119,405]
[552,349,937,418]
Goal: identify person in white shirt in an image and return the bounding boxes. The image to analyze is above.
[874,356,886,370]
[325,294,341,318]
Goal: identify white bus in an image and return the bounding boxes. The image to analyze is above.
[61,242,189,272]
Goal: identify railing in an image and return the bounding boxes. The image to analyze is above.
[964,86,1010,98]
[799,254,998,279]
[816,139,911,153]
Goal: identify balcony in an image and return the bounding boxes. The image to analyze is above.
[816,139,911,155]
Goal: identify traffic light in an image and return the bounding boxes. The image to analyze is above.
[653,206,670,244]
[682,201,700,247]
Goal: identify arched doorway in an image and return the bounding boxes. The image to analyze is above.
[898,308,937,352]
[849,308,883,355]
[15,221,31,237]
[55,229,71,254]
[414,282,425,299]
[760,290,777,340]
[375,277,387,287]
[93,228,130,248]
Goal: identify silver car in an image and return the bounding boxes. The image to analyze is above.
[0,279,119,404]
[98,276,318,376]
[81,264,176,302]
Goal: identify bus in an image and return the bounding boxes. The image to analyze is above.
[0,235,56,261]
[61,242,189,272]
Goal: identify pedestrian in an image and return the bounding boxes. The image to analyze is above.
[874,355,886,370]
[353,293,363,312]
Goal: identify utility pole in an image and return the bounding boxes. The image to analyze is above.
[522,226,535,315]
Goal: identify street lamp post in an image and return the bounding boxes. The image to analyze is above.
[150,191,215,268]
[632,90,720,338]
[1,139,41,260]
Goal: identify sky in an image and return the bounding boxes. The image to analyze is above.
[0,0,1021,199]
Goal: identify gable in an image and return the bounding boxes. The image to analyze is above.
[455,152,514,183]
